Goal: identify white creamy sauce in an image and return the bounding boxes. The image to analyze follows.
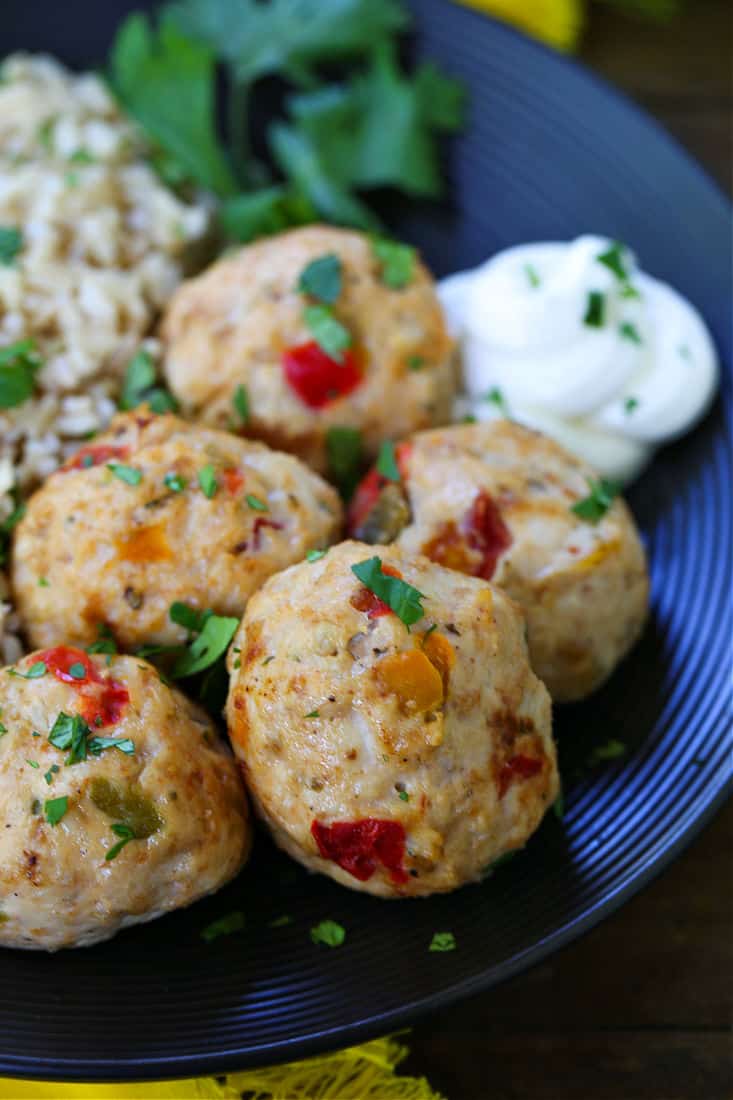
[440,235,719,482]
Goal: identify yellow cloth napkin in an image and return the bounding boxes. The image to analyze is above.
[456,0,584,49]
[0,1037,444,1100]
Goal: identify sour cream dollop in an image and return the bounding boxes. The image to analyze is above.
[440,235,719,482]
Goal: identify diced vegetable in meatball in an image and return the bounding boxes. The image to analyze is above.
[348,421,649,701]
[161,226,455,474]
[11,410,342,651]
[226,541,558,898]
[0,650,250,950]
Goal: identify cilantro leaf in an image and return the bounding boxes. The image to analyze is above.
[165,0,408,86]
[198,464,218,498]
[326,426,363,500]
[109,14,237,196]
[0,340,43,410]
[524,263,541,288]
[571,478,621,524]
[298,253,342,304]
[233,383,249,424]
[219,186,317,243]
[105,823,136,861]
[371,238,415,289]
[376,440,400,482]
[306,548,327,562]
[8,660,46,680]
[485,386,510,416]
[44,796,68,827]
[303,304,352,361]
[429,931,456,952]
[172,614,239,678]
[619,322,642,345]
[310,919,345,947]
[0,226,23,266]
[170,601,213,634]
[583,291,606,328]
[201,910,246,943]
[351,557,426,627]
[107,462,143,486]
[87,736,135,756]
[246,494,268,512]
[120,349,177,414]
[48,712,91,765]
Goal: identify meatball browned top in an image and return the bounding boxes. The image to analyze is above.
[0,649,249,950]
[11,410,342,651]
[161,226,455,473]
[226,541,558,899]
[348,421,649,701]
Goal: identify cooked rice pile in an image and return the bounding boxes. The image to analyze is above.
[0,53,212,661]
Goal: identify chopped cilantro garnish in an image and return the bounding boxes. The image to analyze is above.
[38,576,49,587]
[246,493,268,511]
[69,148,95,164]
[596,241,630,282]
[0,339,43,410]
[304,709,320,718]
[429,931,456,952]
[262,655,275,665]
[44,796,68,826]
[303,304,352,362]
[571,477,621,524]
[407,355,424,371]
[524,263,541,288]
[326,426,363,500]
[9,660,47,680]
[619,322,642,345]
[44,764,60,785]
[26,760,39,769]
[170,601,212,634]
[310,919,345,947]
[198,464,218,498]
[269,914,293,928]
[107,462,143,486]
[624,396,639,414]
[86,624,117,657]
[351,557,426,627]
[583,291,606,328]
[88,736,135,756]
[0,226,22,266]
[120,349,178,414]
[164,472,187,493]
[298,253,342,304]
[398,789,409,802]
[587,738,626,766]
[233,383,249,424]
[105,823,136,861]
[376,440,400,482]
[172,613,239,678]
[306,548,327,563]
[461,414,477,424]
[68,662,87,680]
[485,386,509,416]
[553,792,565,820]
[201,910,246,943]
[372,238,416,289]
[48,712,91,765]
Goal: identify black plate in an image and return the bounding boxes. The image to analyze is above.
[1,0,731,1082]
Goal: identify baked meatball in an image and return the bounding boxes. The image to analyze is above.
[12,410,342,651]
[160,225,455,473]
[226,541,557,898]
[348,421,649,702]
[0,647,249,950]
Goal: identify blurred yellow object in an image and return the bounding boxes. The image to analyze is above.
[0,1036,444,1100]
[456,0,585,50]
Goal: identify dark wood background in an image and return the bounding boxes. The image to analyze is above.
[406,2,732,1097]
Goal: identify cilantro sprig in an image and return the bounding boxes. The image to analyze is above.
[351,557,426,627]
[303,304,351,362]
[120,349,178,414]
[298,253,342,304]
[0,340,43,410]
[571,478,621,524]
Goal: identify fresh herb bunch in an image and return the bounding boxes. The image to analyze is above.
[108,0,465,243]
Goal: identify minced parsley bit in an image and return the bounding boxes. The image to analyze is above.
[246,493,268,512]
[429,931,456,952]
[398,790,409,802]
[26,759,39,769]
[624,396,640,414]
[524,263,541,288]
[8,660,47,680]
[164,472,187,493]
[571,477,621,524]
[107,462,143,486]
[583,291,606,328]
[310,920,345,947]
[376,440,400,482]
[198,464,218,499]
[619,321,642,345]
[306,548,327,563]
[233,383,249,424]
[105,823,136,861]
[201,910,246,943]
[297,253,342,305]
[44,796,68,826]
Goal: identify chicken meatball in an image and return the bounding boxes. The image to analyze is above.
[226,541,557,898]
[12,410,342,651]
[348,421,649,701]
[161,225,455,473]
[0,647,249,950]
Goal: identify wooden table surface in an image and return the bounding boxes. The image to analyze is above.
[406,3,732,1098]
